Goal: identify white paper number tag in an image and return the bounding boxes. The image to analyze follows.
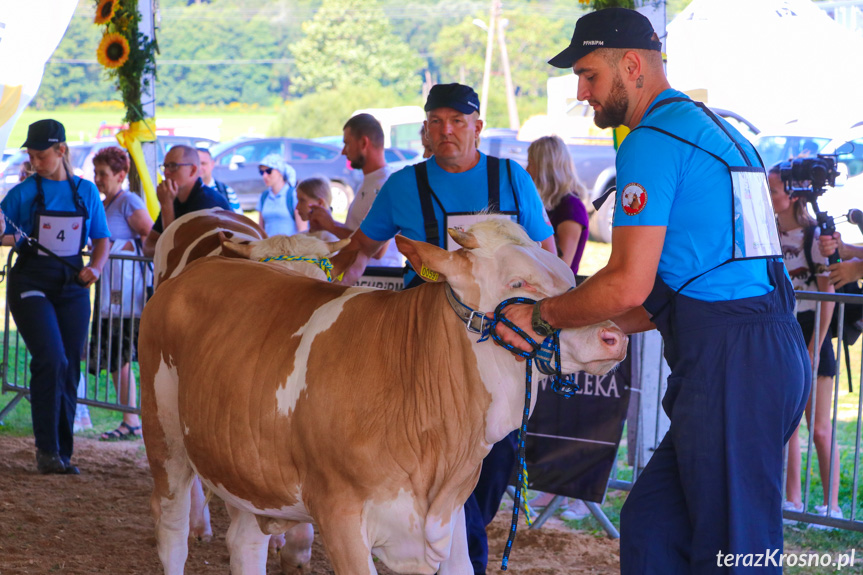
[731,169,781,259]
[36,214,84,257]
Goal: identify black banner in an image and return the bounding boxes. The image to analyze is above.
[355,265,404,291]
[523,339,633,503]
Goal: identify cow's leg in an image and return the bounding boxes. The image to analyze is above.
[438,506,472,575]
[278,523,314,574]
[316,512,377,575]
[148,453,196,575]
[189,476,213,542]
[225,503,270,575]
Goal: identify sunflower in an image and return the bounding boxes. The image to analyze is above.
[94,0,118,24]
[97,33,130,69]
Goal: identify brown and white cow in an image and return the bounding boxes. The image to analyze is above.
[139,217,627,574]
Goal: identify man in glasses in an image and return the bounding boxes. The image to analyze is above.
[142,145,229,257]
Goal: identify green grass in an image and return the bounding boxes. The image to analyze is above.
[7,103,282,146]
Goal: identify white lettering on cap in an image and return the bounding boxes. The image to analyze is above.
[583,40,604,46]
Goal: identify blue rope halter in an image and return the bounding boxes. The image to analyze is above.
[259,255,334,282]
[445,286,578,570]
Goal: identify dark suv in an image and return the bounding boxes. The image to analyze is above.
[210,137,363,213]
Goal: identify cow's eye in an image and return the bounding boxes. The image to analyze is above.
[509,279,525,289]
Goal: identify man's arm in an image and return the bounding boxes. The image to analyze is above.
[308,206,354,240]
[142,228,160,258]
[330,229,387,285]
[157,180,179,230]
[495,225,666,351]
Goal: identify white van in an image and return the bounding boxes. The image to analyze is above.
[352,106,425,153]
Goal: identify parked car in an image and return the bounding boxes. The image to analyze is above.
[755,123,863,244]
[210,137,363,214]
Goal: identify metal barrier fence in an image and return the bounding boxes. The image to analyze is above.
[1,250,862,533]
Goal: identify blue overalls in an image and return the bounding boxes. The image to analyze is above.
[7,176,92,466]
[618,101,811,574]
[411,156,519,574]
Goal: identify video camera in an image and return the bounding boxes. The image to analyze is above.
[779,154,861,264]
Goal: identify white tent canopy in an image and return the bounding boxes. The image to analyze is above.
[666,0,863,131]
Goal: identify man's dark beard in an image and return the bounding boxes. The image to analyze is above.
[349,154,365,170]
[594,72,628,129]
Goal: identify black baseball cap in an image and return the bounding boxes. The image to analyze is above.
[549,8,662,69]
[21,119,66,151]
[424,83,481,115]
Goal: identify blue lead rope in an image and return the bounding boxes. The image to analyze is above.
[477,297,580,570]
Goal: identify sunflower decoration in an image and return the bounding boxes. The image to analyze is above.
[94,0,118,24]
[97,32,130,69]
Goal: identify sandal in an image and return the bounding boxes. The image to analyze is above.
[99,421,142,441]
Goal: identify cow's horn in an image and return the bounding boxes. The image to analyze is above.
[327,238,351,254]
[221,239,254,259]
[447,228,479,249]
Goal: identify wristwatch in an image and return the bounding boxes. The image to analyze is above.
[531,300,555,337]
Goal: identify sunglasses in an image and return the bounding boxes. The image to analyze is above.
[259,167,274,176]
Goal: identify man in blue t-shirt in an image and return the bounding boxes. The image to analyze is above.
[142,145,229,257]
[496,9,809,575]
[333,83,555,575]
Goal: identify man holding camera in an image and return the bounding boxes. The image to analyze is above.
[495,8,809,574]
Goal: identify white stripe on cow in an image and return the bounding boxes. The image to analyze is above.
[276,287,374,417]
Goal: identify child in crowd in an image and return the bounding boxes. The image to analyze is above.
[296,177,338,242]
[769,163,843,527]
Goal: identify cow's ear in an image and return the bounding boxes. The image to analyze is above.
[396,234,468,283]
[221,238,254,259]
[326,238,350,256]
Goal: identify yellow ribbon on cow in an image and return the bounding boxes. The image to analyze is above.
[116,118,162,219]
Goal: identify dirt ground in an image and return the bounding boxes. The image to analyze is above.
[0,436,620,574]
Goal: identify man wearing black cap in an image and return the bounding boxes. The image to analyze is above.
[495,8,809,575]
[332,82,555,574]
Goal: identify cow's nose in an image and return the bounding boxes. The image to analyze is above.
[599,327,627,356]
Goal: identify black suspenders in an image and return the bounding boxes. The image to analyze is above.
[413,156,514,248]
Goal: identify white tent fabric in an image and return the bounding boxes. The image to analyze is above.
[0,1,77,152]
[666,0,863,130]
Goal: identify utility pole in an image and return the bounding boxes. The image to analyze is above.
[479,0,497,123]
[137,0,157,197]
[496,15,519,130]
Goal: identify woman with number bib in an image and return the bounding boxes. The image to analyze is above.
[0,120,109,475]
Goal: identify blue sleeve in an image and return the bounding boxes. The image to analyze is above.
[81,180,110,240]
[360,175,400,242]
[613,129,682,227]
[0,183,23,235]
[510,162,554,241]
[121,192,147,219]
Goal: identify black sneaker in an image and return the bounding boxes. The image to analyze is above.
[36,449,67,474]
[60,457,80,475]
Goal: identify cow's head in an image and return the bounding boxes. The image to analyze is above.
[395,217,626,375]
[222,233,350,282]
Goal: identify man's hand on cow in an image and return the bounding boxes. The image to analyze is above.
[308,205,335,233]
[818,232,842,259]
[157,179,179,205]
[827,259,863,289]
[488,303,539,360]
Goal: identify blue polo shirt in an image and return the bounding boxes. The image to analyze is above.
[152,178,230,234]
[1,175,109,247]
[613,89,773,301]
[361,153,552,282]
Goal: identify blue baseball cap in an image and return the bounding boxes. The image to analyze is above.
[549,8,662,69]
[424,83,481,115]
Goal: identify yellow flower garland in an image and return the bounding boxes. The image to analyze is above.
[97,32,130,69]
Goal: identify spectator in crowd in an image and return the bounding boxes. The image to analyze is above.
[309,113,402,267]
[18,160,34,182]
[818,231,863,288]
[142,145,229,257]
[296,176,338,242]
[197,148,242,214]
[0,119,109,474]
[88,146,153,441]
[527,135,590,275]
[769,164,842,525]
[257,153,303,237]
[495,10,809,573]
[332,83,555,575]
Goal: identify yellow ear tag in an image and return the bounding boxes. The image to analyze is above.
[420,264,439,281]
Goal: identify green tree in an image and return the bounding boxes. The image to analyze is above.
[289,0,423,97]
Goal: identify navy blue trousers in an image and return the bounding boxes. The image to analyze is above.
[465,429,518,574]
[621,264,810,574]
[9,258,91,462]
